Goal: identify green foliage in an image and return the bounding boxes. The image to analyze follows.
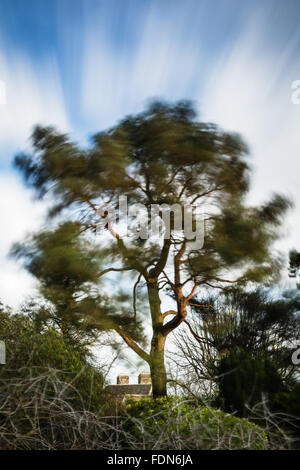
[271,382,300,445]
[10,221,104,343]
[216,348,284,416]
[275,382,300,417]
[0,305,104,412]
[272,384,300,447]
[124,397,268,449]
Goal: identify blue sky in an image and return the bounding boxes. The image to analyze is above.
[0,0,300,308]
[1,0,299,147]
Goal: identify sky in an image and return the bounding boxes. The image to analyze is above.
[0,0,300,380]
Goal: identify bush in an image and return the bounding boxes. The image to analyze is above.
[123,397,268,450]
[275,382,300,417]
[0,307,287,450]
[0,308,104,412]
[0,307,110,449]
[216,348,284,416]
[273,382,300,445]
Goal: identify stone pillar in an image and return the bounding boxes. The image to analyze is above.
[117,373,129,384]
[138,371,151,384]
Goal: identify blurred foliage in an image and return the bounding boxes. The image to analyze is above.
[11,221,145,347]
[13,99,291,297]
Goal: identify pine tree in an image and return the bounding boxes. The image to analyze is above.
[13,101,290,396]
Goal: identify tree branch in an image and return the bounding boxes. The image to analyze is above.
[148,238,171,279]
[96,266,134,278]
[183,319,214,346]
[191,185,223,205]
[162,310,177,319]
[115,327,150,363]
[185,282,199,303]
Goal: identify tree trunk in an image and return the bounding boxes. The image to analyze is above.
[149,331,167,397]
[147,280,167,397]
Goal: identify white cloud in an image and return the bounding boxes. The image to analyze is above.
[0,42,70,308]
[0,48,69,153]
[201,22,300,278]
[81,5,203,129]
[0,173,47,308]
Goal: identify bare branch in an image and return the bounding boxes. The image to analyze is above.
[96,266,134,278]
[191,185,223,205]
[183,319,214,346]
[115,327,150,363]
[162,310,177,319]
[185,282,199,303]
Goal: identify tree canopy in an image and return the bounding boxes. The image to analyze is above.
[13,100,291,396]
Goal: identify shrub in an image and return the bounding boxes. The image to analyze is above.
[123,397,268,450]
[273,382,300,445]
[0,307,110,449]
[275,382,300,417]
[216,348,284,416]
[0,308,104,412]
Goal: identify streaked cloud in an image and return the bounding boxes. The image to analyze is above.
[202,17,300,261]
[0,173,47,307]
[0,0,300,306]
[0,47,69,156]
[0,39,70,307]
